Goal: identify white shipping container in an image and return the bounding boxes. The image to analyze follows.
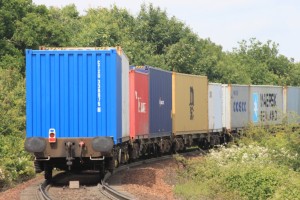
[208,83,223,132]
[286,86,300,122]
[249,85,284,125]
[222,85,231,130]
[120,48,130,140]
[230,85,250,129]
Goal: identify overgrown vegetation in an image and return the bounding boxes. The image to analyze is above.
[1,0,300,192]
[174,123,300,200]
[0,135,34,191]
[0,67,34,191]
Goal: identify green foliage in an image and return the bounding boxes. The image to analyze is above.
[0,64,33,192]
[224,164,281,200]
[174,142,300,200]
[13,5,78,49]
[0,0,33,73]
[218,38,295,85]
[3,1,298,85]
[0,134,35,191]
[0,68,25,136]
[165,36,198,73]
[1,0,300,193]
[72,6,133,47]
[241,124,300,172]
[288,62,300,86]
[0,0,32,39]
[175,123,300,199]
[135,4,186,55]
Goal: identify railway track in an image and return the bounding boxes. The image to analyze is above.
[37,180,51,200]
[100,155,174,200]
[22,149,203,200]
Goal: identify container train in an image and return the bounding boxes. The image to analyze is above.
[24,47,300,180]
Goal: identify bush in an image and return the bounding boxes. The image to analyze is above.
[0,67,25,136]
[174,143,300,200]
[0,135,35,191]
[224,163,281,200]
[0,67,35,191]
[241,123,300,171]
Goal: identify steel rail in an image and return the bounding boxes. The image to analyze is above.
[36,180,52,200]
[34,149,202,200]
[99,154,179,200]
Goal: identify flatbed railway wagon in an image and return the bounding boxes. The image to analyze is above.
[130,66,173,156]
[24,47,129,179]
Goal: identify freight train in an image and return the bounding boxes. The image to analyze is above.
[24,47,300,180]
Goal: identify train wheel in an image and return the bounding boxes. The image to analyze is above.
[99,161,105,180]
[225,133,233,143]
[44,164,53,180]
[199,138,209,150]
[105,157,115,173]
[34,160,43,173]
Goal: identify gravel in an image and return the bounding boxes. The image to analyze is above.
[1,155,197,200]
[0,175,43,200]
[120,158,179,200]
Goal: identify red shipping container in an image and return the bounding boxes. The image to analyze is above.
[129,70,149,139]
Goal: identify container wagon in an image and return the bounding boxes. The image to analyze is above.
[25,47,129,179]
[130,66,173,156]
[172,72,210,149]
[129,69,149,159]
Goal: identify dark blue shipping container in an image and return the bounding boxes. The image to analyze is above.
[132,66,172,137]
[26,48,123,144]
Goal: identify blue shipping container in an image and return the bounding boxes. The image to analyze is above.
[26,48,123,144]
[133,67,172,137]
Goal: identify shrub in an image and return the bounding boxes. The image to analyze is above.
[174,144,300,200]
[241,123,300,171]
[0,67,25,136]
[0,135,35,191]
[0,67,35,191]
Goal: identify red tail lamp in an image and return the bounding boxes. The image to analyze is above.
[79,141,85,147]
[49,128,56,143]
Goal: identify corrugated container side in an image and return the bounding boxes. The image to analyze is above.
[230,85,250,129]
[120,50,130,141]
[149,68,172,137]
[129,70,149,138]
[26,49,123,144]
[222,85,231,129]
[208,83,223,132]
[249,85,284,125]
[283,87,287,115]
[286,86,300,122]
[172,72,208,134]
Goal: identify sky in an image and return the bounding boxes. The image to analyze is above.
[32,0,300,62]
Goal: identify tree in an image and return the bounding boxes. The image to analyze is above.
[0,67,25,136]
[165,34,200,73]
[195,38,223,79]
[72,6,133,47]
[134,4,187,55]
[0,0,33,73]
[218,38,294,85]
[288,63,300,86]
[13,4,79,50]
